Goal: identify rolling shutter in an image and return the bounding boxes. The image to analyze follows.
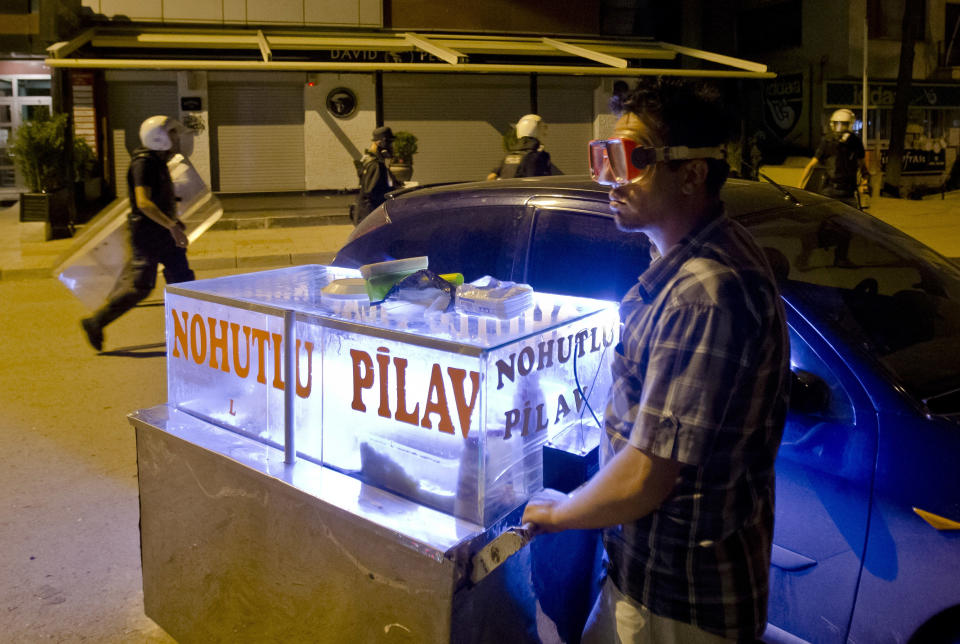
[384,74,528,184]
[538,77,595,176]
[106,81,179,189]
[209,80,305,192]
[384,74,595,183]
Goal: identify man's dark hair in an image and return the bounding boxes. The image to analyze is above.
[612,77,731,196]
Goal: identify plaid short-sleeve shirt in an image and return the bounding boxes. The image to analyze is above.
[602,212,790,641]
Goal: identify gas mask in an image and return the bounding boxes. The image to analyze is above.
[376,138,394,159]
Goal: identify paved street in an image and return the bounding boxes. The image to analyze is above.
[1,274,174,643]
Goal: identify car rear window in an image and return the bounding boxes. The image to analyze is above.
[338,202,522,284]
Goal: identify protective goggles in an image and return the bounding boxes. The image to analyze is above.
[589,137,725,186]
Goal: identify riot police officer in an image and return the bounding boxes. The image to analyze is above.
[487,114,562,180]
[800,108,870,208]
[81,115,194,351]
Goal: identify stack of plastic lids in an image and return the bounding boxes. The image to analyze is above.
[321,278,370,316]
[359,256,429,302]
[455,276,534,319]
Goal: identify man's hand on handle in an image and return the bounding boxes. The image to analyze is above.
[521,488,570,537]
[170,220,188,248]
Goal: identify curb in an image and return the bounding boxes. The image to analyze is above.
[210,212,352,230]
[0,267,54,281]
[0,251,340,282]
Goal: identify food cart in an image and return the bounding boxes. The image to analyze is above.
[129,264,619,642]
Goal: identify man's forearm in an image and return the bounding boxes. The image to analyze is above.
[535,445,681,532]
[138,199,179,229]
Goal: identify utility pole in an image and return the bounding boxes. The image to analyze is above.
[885,0,924,197]
[862,14,868,146]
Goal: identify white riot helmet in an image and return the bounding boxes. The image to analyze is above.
[516,114,543,140]
[139,115,182,151]
[830,109,855,134]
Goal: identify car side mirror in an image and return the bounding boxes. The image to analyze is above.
[790,369,831,415]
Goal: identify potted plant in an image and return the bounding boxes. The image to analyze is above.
[72,136,102,223]
[389,131,418,183]
[8,108,76,239]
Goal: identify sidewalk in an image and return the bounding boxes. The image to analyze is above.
[1,178,959,281]
[761,161,960,260]
[0,192,356,281]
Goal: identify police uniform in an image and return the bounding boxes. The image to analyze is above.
[491,137,561,179]
[814,131,865,203]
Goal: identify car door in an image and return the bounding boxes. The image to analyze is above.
[521,203,652,302]
[764,305,879,643]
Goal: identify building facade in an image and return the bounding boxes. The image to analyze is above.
[695,0,960,191]
[4,0,774,203]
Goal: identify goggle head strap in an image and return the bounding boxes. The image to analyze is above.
[632,145,726,169]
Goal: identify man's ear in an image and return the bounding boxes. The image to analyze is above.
[682,159,709,191]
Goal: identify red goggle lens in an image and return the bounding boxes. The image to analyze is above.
[588,137,645,186]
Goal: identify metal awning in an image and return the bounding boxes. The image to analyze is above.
[45,27,773,78]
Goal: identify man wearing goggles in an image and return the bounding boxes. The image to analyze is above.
[523,78,789,643]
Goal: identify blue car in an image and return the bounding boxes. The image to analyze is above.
[334,176,960,643]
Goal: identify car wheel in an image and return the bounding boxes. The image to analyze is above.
[853,277,878,296]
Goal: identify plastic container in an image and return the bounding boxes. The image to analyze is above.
[321,278,370,317]
[359,256,429,301]
[456,276,534,319]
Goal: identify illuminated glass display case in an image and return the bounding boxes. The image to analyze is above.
[165,265,618,527]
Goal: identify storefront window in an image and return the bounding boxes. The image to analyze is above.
[18,79,51,96]
[0,126,12,189]
[0,75,53,196]
[863,109,891,143]
[21,104,50,121]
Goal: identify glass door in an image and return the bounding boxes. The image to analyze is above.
[0,79,15,192]
[0,75,52,198]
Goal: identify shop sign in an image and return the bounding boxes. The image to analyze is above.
[826,81,960,109]
[180,96,202,111]
[763,72,804,138]
[323,49,443,64]
[880,148,946,174]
